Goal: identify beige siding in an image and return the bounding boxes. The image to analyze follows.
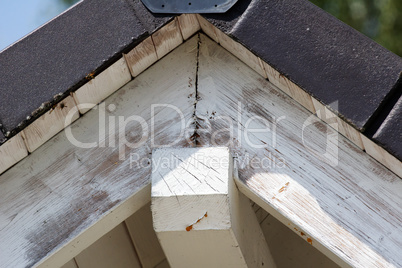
[60,259,78,268]
[60,202,338,268]
[125,203,167,268]
[75,223,141,268]
[254,203,340,268]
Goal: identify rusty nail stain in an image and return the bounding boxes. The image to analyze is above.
[300,231,305,236]
[186,212,208,232]
[278,182,290,193]
[86,72,95,80]
[49,103,58,114]
[307,238,313,245]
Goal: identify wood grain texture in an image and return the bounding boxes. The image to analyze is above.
[230,174,277,268]
[196,15,218,43]
[152,18,183,59]
[38,184,151,268]
[75,223,141,268]
[21,96,79,153]
[152,147,275,268]
[124,36,158,77]
[361,134,402,178]
[152,148,233,233]
[312,98,364,150]
[125,203,166,268]
[213,26,266,78]
[1,28,400,268]
[0,36,198,268]
[0,133,28,175]
[196,34,402,268]
[177,14,200,40]
[73,57,131,114]
[262,61,315,113]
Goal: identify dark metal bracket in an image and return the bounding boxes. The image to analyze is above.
[141,0,238,13]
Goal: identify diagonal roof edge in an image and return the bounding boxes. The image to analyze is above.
[0,0,400,175]
[0,0,172,138]
[202,0,402,132]
[1,34,400,268]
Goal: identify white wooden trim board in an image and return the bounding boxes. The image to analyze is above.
[0,37,198,268]
[0,32,400,268]
[196,34,402,268]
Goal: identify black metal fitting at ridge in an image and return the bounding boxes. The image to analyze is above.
[141,0,238,13]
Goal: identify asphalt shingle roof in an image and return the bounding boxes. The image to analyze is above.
[0,0,171,136]
[373,95,402,160]
[0,0,400,161]
[203,0,402,132]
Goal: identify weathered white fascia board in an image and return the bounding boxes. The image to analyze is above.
[151,147,276,268]
[0,13,399,181]
[0,36,199,268]
[195,15,401,178]
[0,27,399,268]
[196,34,402,268]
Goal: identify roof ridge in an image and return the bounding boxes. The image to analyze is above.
[228,0,257,35]
[0,1,400,176]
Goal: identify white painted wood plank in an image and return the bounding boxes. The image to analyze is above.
[234,178,348,268]
[152,18,183,59]
[312,98,364,150]
[0,36,199,268]
[213,27,266,78]
[177,14,200,40]
[152,147,276,268]
[196,34,402,268]
[60,259,78,268]
[21,96,79,153]
[152,148,233,235]
[73,57,131,114]
[125,203,166,268]
[124,36,158,77]
[37,184,151,268]
[196,15,218,43]
[259,213,339,268]
[231,177,277,268]
[0,133,28,175]
[361,134,402,178]
[262,61,315,113]
[75,223,141,268]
